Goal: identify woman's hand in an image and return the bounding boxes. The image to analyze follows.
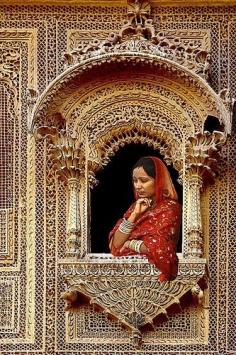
[132,198,152,218]
[120,240,131,253]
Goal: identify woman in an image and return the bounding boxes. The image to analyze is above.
[108,156,181,282]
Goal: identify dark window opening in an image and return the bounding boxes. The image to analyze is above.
[203,115,224,133]
[90,143,183,253]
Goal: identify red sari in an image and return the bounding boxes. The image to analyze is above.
[109,157,181,281]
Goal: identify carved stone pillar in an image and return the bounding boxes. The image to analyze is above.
[36,127,85,258]
[186,169,203,257]
[66,178,81,257]
[184,131,226,258]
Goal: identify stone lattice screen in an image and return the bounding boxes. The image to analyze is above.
[0,4,235,354]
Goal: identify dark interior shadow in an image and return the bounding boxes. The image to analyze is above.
[203,115,224,133]
[90,143,183,253]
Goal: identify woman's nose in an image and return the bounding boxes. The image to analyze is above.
[135,180,142,189]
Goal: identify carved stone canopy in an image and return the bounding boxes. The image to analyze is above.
[29,0,232,135]
[30,53,232,136]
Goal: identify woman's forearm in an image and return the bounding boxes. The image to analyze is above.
[112,211,138,249]
[111,229,129,249]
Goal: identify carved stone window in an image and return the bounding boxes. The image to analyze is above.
[30,0,232,348]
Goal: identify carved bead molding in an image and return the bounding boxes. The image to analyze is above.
[60,257,206,348]
[36,126,85,257]
[182,131,226,258]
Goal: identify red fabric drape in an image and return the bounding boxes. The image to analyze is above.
[109,157,181,281]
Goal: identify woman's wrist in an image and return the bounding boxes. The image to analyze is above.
[129,239,143,253]
[128,211,139,223]
[118,218,134,235]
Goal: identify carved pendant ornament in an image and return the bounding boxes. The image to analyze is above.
[31,0,233,348]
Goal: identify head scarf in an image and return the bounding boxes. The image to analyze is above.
[134,156,178,203]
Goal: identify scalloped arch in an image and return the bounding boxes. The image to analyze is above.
[88,124,180,169]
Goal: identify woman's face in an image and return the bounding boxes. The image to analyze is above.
[132,166,155,200]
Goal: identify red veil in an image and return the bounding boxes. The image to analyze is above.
[109,156,181,281]
[137,156,178,204]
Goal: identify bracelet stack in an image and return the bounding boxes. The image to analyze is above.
[118,218,134,234]
[129,239,143,253]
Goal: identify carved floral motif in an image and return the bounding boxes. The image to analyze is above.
[0,47,20,85]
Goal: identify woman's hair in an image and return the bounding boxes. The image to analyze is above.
[132,157,156,178]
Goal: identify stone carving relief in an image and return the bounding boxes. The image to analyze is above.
[0,28,38,349]
[35,125,226,347]
[30,0,232,350]
[60,257,206,348]
[36,127,85,258]
[0,47,20,85]
[0,1,236,353]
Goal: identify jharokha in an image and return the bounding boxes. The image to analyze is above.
[0,0,235,353]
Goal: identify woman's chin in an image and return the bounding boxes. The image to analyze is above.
[138,194,148,199]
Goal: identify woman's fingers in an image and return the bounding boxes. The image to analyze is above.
[137,198,151,206]
[120,241,130,253]
[134,198,152,216]
[136,199,147,206]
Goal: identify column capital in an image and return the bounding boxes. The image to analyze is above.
[185,131,226,183]
[35,126,85,182]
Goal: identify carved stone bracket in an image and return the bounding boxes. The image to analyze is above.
[35,126,85,258]
[60,256,207,348]
[183,131,226,258]
[85,139,103,189]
